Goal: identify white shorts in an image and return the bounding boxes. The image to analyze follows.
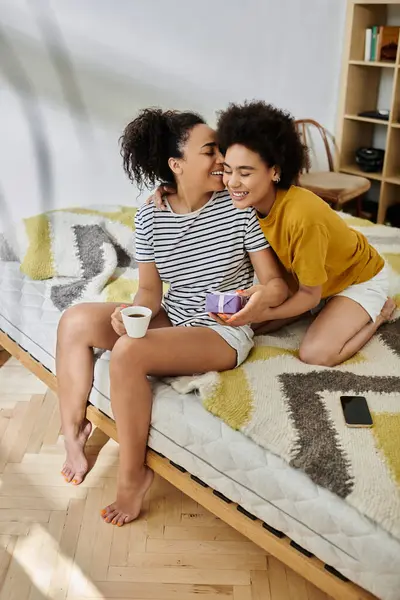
[209,324,254,367]
[336,263,389,322]
[311,264,389,322]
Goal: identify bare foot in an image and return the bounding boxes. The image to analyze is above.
[61,418,92,485]
[101,466,154,527]
[377,297,397,325]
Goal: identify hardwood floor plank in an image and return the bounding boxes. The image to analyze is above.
[233,586,253,600]
[287,568,309,600]
[108,566,250,585]
[163,525,250,542]
[26,390,57,453]
[250,570,272,600]
[268,556,290,600]
[48,499,85,599]
[77,581,233,599]
[123,552,266,571]
[89,481,115,581]
[146,539,265,555]
[7,395,44,463]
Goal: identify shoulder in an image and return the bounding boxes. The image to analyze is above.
[136,202,156,219]
[284,185,331,225]
[286,185,324,206]
[134,202,158,234]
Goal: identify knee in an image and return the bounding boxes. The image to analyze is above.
[299,342,335,367]
[110,335,150,377]
[57,304,88,341]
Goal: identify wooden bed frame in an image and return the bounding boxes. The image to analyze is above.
[0,329,377,600]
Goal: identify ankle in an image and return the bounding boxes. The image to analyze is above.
[63,421,85,439]
[119,464,148,486]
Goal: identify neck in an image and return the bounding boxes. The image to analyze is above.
[256,185,278,217]
[170,182,212,214]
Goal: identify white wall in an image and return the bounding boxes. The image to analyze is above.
[0,0,346,228]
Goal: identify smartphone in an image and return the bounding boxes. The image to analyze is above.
[340,396,373,428]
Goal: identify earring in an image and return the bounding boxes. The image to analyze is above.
[274,176,281,183]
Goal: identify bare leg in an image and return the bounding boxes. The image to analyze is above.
[56,303,171,484]
[299,297,396,367]
[102,327,236,526]
[252,314,308,335]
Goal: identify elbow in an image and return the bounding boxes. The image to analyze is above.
[268,278,290,307]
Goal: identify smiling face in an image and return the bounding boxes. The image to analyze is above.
[223,144,279,210]
[171,124,225,194]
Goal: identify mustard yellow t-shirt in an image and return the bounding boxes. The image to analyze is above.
[257,186,384,298]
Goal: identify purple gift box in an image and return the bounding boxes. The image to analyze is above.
[205,292,245,314]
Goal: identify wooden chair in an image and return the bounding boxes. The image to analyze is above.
[295,119,370,216]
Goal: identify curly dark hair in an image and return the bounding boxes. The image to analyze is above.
[217,101,309,189]
[120,108,205,190]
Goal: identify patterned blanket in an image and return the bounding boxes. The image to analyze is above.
[16,205,140,310]
[169,214,400,540]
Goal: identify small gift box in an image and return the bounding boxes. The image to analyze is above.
[205,292,245,314]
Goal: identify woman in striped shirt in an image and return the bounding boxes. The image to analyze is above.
[56,108,288,527]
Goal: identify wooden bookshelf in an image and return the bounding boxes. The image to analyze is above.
[336,1,400,223]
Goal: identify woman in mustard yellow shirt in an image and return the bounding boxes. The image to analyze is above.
[214,100,395,366]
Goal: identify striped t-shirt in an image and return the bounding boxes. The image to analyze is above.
[134,190,270,327]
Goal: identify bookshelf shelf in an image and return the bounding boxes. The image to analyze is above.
[386,175,400,184]
[349,59,396,67]
[344,114,389,124]
[336,1,400,223]
[341,164,384,180]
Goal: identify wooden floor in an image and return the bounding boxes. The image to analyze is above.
[0,348,330,600]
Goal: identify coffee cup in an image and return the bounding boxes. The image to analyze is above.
[121,306,152,338]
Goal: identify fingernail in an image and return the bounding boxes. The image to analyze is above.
[121,304,128,308]
[236,289,244,293]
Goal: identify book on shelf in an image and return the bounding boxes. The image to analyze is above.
[364,28,372,61]
[365,26,400,62]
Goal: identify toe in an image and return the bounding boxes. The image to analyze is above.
[112,512,123,526]
[122,513,135,525]
[102,503,116,516]
[64,469,73,483]
[102,507,118,523]
[105,511,118,523]
[72,471,85,486]
[116,514,127,527]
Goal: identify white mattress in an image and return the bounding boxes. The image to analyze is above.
[1,260,399,600]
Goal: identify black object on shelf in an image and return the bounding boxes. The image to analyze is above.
[387,204,400,227]
[358,109,390,121]
[355,147,385,172]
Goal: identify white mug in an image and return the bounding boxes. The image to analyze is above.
[121,306,152,339]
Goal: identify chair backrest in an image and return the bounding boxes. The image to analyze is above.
[294,119,334,173]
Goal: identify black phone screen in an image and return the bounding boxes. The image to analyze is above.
[340,396,373,426]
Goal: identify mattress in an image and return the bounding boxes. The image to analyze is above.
[1,259,400,600]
